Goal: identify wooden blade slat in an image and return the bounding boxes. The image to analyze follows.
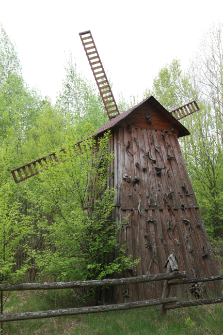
[185,105,191,114]
[52,153,58,162]
[180,107,187,117]
[93,65,102,70]
[101,85,109,90]
[86,46,95,51]
[108,105,117,110]
[33,162,39,173]
[94,70,104,76]
[98,80,107,85]
[108,109,118,115]
[79,30,119,121]
[37,160,43,168]
[28,165,34,175]
[97,74,106,79]
[104,95,113,100]
[87,51,97,55]
[170,101,200,120]
[107,104,116,109]
[185,106,190,115]
[22,167,29,178]
[84,41,94,45]
[89,56,99,61]
[17,170,23,181]
[101,89,111,95]
[11,171,19,183]
[104,99,113,106]
[91,61,100,65]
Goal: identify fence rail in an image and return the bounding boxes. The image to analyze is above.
[165,297,223,310]
[0,297,178,322]
[0,271,186,292]
[0,270,185,325]
[168,274,223,286]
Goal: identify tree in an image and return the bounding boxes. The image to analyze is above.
[143,59,197,110]
[0,184,33,283]
[29,131,138,303]
[0,24,41,142]
[57,55,108,140]
[0,23,21,85]
[0,24,63,286]
[190,23,223,143]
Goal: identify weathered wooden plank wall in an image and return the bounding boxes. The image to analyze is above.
[109,102,220,303]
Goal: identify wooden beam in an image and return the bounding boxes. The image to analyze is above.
[169,274,223,286]
[0,297,177,322]
[165,297,223,310]
[0,272,186,292]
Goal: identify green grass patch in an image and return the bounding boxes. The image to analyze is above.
[1,290,223,334]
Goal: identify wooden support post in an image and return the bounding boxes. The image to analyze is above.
[160,253,179,316]
[160,262,171,316]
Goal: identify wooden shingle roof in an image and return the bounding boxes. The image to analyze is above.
[96,96,190,138]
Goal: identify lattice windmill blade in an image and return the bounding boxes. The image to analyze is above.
[170,101,199,120]
[11,149,65,183]
[79,30,120,121]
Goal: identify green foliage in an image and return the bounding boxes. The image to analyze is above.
[181,103,223,237]
[144,59,197,110]
[185,316,195,328]
[0,24,137,291]
[0,25,41,143]
[0,184,33,283]
[30,132,138,287]
[57,55,108,140]
[0,23,21,84]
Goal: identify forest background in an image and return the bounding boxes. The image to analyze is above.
[0,22,223,291]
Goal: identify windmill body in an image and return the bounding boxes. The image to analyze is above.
[93,96,219,303]
[11,31,220,303]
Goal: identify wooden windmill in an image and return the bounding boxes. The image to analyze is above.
[11,31,220,303]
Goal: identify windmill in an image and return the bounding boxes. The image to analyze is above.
[11,31,220,304]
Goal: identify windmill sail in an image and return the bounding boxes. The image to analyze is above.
[79,30,120,121]
[11,150,64,183]
[170,100,199,120]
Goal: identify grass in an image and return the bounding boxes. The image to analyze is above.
[1,289,223,334]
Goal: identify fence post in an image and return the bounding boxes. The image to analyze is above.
[160,254,179,316]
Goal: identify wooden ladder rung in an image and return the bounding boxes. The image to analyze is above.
[82,36,91,40]
[87,51,97,55]
[84,41,94,45]
[95,70,104,76]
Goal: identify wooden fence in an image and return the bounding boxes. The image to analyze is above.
[0,271,185,324]
[0,254,223,331]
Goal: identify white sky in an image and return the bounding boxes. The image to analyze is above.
[0,0,222,104]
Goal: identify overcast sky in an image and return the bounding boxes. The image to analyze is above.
[0,0,222,104]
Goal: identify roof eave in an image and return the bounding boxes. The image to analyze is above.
[95,96,190,138]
